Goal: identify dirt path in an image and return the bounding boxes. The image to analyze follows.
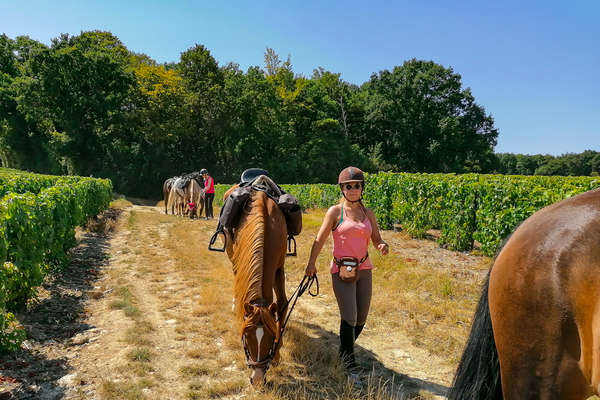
[0,204,489,399]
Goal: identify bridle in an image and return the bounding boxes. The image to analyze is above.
[241,275,319,372]
[241,300,280,371]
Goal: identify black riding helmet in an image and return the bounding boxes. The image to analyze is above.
[200,168,208,175]
[241,168,271,184]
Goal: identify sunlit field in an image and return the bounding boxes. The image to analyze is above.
[92,201,490,399]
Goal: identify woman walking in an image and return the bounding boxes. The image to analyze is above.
[304,166,389,386]
[201,168,215,219]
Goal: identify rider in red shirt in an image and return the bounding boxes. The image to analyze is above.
[201,168,215,219]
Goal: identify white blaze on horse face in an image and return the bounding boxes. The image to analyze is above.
[232,297,235,312]
[255,327,264,361]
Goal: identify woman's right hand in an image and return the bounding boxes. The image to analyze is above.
[305,264,317,277]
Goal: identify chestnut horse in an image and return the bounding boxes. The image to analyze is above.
[449,188,600,400]
[223,186,288,386]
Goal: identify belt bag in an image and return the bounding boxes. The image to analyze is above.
[334,253,368,283]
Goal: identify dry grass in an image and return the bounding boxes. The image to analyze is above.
[109,287,140,318]
[110,198,133,209]
[85,203,127,234]
[179,364,211,377]
[100,379,151,400]
[128,347,153,362]
[368,252,484,363]
[286,209,487,364]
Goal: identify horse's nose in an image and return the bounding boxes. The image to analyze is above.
[249,368,266,386]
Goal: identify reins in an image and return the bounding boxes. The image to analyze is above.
[243,274,319,370]
[278,274,319,340]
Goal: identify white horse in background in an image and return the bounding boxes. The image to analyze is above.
[184,179,205,218]
[167,177,205,217]
[167,178,186,215]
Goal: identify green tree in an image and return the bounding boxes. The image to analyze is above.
[264,47,291,77]
[363,59,498,173]
[175,45,226,178]
[535,158,567,176]
[0,35,61,172]
[23,31,135,176]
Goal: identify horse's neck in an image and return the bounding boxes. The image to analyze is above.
[232,192,267,318]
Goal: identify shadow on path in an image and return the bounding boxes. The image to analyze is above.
[268,321,449,399]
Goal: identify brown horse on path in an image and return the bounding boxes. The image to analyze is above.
[222,185,288,386]
[449,188,600,400]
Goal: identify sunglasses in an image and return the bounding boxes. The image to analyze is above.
[342,183,363,190]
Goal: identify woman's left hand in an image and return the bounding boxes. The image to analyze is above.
[377,242,389,256]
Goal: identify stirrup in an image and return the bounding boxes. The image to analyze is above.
[286,235,297,257]
[208,228,226,252]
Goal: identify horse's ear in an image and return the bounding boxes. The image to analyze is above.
[269,303,278,321]
[244,302,254,317]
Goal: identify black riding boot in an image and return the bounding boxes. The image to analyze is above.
[339,319,357,371]
[355,324,365,340]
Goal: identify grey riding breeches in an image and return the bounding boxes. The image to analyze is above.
[331,269,372,327]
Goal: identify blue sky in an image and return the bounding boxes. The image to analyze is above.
[2,0,599,155]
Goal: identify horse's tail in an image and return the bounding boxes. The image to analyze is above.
[231,191,266,321]
[447,271,502,400]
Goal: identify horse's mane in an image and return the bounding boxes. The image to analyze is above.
[231,190,266,321]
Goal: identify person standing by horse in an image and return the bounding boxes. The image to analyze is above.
[304,166,389,386]
[201,168,215,219]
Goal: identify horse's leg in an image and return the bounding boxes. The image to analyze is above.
[568,274,600,399]
[269,266,287,366]
[163,188,168,214]
[178,195,184,216]
[166,189,172,214]
[198,195,204,218]
[490,266,593,400]
[273,266,287,323]
[555,318,594,400]
[498,317,591,399]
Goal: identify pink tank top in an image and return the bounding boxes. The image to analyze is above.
[330,205,373,274]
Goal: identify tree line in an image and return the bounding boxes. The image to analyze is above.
[0,30,590,198]
[496,151,600,176]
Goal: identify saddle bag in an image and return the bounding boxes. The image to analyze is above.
[219,186,252,231]
[278,193,302,236]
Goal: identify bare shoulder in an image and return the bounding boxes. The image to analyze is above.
[363,207,376,219]
[316,204,340,231]
[326,204,342,219]
[363,207,379,225]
